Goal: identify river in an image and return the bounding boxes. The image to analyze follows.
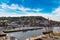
[6,27,60,40]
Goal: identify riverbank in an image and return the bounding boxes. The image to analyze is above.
[26,31,60,40]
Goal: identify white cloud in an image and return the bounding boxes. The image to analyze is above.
[0,12,23,17]
[8,4,19,10]
[32,9,42,12]
[52,7,60,15]
[18,7,31,12]
[51,7,60,21]
[0,3,8,9]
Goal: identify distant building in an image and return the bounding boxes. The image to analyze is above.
[8,22,19,28]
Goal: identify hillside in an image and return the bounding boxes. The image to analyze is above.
[0,16,60,27]
[0,16,47,21]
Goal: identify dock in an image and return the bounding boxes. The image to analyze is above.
[3,27,42,33]
[0,32,6,37]
[0,36,10,40]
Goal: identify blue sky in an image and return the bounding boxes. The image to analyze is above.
[0,0,60,21]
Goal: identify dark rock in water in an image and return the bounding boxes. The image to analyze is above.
[35,38,42,40]
[43,31,53,34]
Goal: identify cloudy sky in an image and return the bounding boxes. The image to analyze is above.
[0,0,60,21]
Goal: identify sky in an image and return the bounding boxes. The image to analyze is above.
[0,0,60,21]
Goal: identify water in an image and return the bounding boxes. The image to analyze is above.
[53,27,60,32]
[7,29,44,40]
[0,27,6,31]
[7,27,60,40]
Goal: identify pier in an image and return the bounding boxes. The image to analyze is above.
[3,27,42,33]
[0,32,6,37]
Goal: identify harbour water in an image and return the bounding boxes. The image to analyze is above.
[7,27,60,40]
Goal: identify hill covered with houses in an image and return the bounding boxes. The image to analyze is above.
[0,16,60,28]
